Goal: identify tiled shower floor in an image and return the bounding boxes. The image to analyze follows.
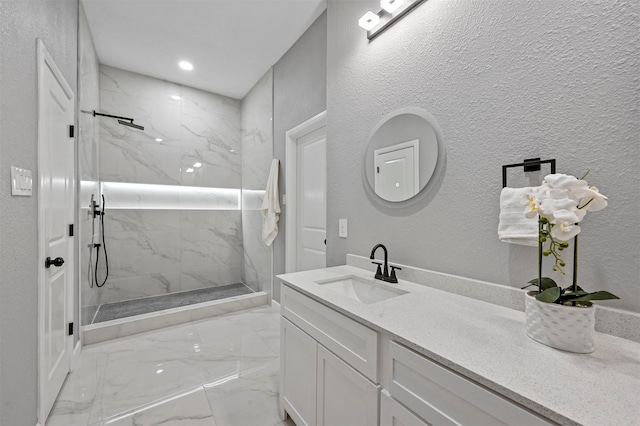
[84,283,255,324]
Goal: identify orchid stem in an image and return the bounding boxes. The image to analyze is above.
[538,218,543,293]
[573,234,578,293]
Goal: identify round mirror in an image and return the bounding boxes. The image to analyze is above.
[363,107,445,206]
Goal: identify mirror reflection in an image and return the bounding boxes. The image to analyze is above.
[364,108,443,203]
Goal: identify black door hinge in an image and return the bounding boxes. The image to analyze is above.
[69,125,75,138]
[376,166,380,173]
[69,224,74,237]
[68,322,74,336]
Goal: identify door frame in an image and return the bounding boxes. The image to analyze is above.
[285,110,327,273]
[37,39,77,424]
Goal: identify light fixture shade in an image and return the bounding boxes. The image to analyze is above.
[359,11,380,31]
[380,0,404,13]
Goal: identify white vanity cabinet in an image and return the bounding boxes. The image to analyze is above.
[280,285,380,426]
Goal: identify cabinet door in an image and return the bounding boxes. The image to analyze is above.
[281,318,317,426]
[317,345,379,426]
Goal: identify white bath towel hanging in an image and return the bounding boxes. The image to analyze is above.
[497,187,539,247]
[261,159,281,246]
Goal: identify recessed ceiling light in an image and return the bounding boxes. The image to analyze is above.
[155,138,163,142]
[179,61,193,71]
[171,95,181,101]
[229,149,235,153]
[185,168,194,173]
[193,162,202,168]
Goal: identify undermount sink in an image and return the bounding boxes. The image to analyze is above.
[315,275,408,304]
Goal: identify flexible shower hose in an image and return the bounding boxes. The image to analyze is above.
[94,194,109,288]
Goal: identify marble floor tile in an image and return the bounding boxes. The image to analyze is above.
[273,417,297,426]
[204,358,281,426]
[47,352,107,426]
[50,304,287,426]
[100,386,215,426]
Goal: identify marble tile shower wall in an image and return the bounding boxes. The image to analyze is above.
[96,65,243,305]
[241,69,274,296]
[78,4,100,310]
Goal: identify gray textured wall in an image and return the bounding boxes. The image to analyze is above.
[326,0,639,312]
[273,11,327,301]
[0,0,78,423]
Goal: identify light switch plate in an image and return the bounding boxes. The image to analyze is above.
[339,219,348,238]
[11,166,33,197]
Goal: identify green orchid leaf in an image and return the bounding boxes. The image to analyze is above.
[562,290,588,299]
[536,286,561,303]
[527,277,558,291]
[563,285,585,293]
[570,291,620,302]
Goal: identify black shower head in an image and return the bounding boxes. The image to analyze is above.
[117,120,144,131]
[88,110,145,131]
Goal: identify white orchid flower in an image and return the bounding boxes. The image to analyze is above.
[538,196,578,220]
[525,187,545,218]
[544,173,588,190]
[550,221,581,241]
[523,172,609,282]
[552,209,584,225]
[571,186,609,212]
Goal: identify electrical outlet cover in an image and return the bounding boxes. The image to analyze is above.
[339,219,348,238]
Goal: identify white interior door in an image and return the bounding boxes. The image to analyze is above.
[37,39,75,423]
[296,126,326,271]
[374,139,419,202]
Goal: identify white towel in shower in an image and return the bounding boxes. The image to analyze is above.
[261,159,281,246]
[498,187,538,247]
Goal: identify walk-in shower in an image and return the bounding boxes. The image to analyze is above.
[77,58,274,339]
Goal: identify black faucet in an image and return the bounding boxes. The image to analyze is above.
[369,244,401,283]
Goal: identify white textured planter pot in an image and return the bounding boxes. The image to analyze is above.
[524,291,596,354]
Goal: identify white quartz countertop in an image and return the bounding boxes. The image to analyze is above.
[277,265,640,426]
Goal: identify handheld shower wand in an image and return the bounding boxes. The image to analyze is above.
[87,194,109,288]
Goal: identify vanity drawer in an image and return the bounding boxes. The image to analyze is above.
[281,284,378,382]
[389,341,552,426]
[380,389,430,426]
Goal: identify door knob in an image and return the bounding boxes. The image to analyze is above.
[45,257,65,268]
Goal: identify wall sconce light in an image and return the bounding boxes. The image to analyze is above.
[359,11,381,31]
[380,0,404,13]
[358,0,426,40]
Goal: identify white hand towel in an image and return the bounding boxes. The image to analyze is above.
[261,159,281,246]
[498,187,538,247]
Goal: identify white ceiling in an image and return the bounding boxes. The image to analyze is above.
[82,0,327,100]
